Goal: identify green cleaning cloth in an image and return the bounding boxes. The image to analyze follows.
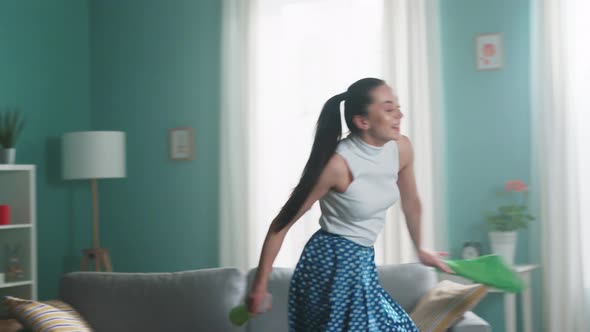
[443,254,525,293]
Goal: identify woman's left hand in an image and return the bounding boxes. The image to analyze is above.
[418,249,455,274]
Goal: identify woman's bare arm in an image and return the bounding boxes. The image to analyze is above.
[248,154,350,312]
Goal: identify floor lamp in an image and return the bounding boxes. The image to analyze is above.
[62,131,126,272]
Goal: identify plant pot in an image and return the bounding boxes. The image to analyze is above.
[489,231,518,265]
[0,148,16,164]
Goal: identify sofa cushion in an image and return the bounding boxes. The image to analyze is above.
[245,267,292,332]
[59,268,246,332]
[377,263,438,312]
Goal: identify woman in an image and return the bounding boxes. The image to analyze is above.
[247,78,453,331]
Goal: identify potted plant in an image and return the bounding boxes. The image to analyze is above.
[0,108,25,164]
[485,179,535,265]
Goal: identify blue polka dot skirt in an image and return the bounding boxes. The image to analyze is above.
[288,230,419,332]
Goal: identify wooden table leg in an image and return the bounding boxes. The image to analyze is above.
[81,248,113,272]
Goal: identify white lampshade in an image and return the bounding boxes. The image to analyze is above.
[62,131,126,180]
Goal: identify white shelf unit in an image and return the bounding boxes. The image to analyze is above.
[0,165,37,308]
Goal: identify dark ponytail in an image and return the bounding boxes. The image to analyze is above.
[271,78,385,232]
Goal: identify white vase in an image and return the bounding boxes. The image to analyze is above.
[489,231,518,265]
[0,148,16,164]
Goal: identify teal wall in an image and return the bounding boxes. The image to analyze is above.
[0,0,221,301]
[89,0,221,272]
[0,0,92,300]
[440,0,539,330]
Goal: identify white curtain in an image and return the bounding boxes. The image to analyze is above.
[220,0,444,270]
[219,0,256,271]
[532,0,590,330]
[377,0,444,264]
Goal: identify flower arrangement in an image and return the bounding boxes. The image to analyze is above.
[485,180,535,232]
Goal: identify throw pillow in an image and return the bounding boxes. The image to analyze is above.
[3,296,92,332]
[42,300,91,328]
[409,280,488,332]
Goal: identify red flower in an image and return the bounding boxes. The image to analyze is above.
[505,180,528,192]
[482,43,496,57]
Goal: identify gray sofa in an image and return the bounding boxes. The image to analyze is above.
[59,263,490,332]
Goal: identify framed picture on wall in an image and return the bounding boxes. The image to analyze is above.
[169,127,194,160]
[475,33,504,71]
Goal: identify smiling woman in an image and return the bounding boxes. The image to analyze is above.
[220,0,444,273]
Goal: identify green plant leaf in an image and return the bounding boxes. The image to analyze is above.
[0,108,25,148]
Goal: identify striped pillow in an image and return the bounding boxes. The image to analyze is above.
[3,296,92,332]
[41,301,91,328]
[409,280,488,332]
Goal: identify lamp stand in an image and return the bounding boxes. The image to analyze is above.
[80,179,113,272]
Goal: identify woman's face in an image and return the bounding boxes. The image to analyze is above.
[358,85,403,143]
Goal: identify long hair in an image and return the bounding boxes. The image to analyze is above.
[271,78,385,232]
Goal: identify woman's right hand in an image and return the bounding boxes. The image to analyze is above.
[246,290,272,315]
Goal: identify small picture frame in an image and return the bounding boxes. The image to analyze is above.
[475,33,504,71]
[169,127,194,160]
